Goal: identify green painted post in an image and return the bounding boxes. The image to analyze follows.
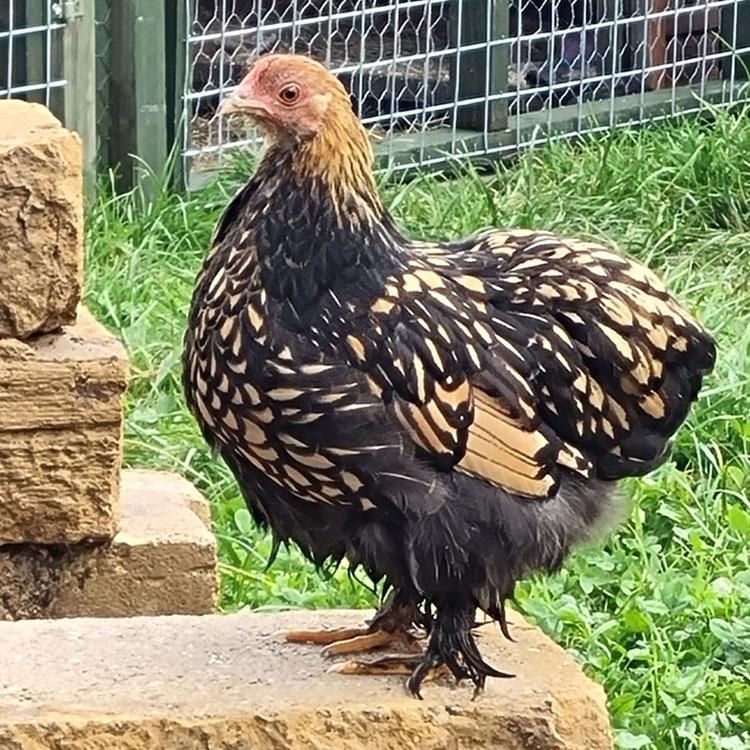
[108,0,168,192]
[165,0,187,189]
[450,0,509,131]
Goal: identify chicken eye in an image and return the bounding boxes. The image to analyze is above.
[278,84,301,105]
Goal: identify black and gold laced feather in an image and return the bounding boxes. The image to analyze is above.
[184,63,715,510]
[341,229,715,498]
[186,208,714,507]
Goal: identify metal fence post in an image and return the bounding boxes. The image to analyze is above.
[108,0,169,192]
[62,0,97,195]
[451,0,509,131]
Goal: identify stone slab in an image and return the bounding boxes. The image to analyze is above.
[0,609,613,749]
[0,469,218,620]
[0,307,128,543]
[0,100,83,338]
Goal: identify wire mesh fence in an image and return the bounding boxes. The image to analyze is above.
[183,1,455,173]
[0,0,66,111]
[3,1,749,188]
[182,0,750,182]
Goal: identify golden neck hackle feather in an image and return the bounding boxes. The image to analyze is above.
[273,69,384,224]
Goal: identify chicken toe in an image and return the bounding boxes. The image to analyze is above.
[328,654,452,686]
[322,628,422,657]
[285,626,369,646]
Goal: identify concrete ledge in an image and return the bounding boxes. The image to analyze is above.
[0,308,128,543]
[0,469,217,619]
[0,610,613,749]
[0,100,83,338]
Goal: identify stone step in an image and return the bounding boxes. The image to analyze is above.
[0,609,613,750]
[0,469,217,620]
[0,100,83,339]
[0,307,128,543]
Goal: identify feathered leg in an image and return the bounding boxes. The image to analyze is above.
[406,597,513,699]
[328,598,512,691]
[285,588,422,656]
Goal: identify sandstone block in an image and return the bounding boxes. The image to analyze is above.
[0,308,128,543]
[125,468,214,530]
[0,469,218,620]
[0,100,83,338]
[0,610,613,749]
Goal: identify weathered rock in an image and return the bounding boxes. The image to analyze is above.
[0,469,218,620]
[0,307,128,543]
[0,100,83,338]
[0,609,613,749]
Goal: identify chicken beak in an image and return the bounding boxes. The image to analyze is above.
[218,90,271,119]
[217,93,244,117]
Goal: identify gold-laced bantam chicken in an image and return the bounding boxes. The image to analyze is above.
[183,54,715,696]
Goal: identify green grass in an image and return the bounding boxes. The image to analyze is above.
[86,108,750,749]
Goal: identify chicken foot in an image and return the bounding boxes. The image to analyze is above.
[285,589,423,656]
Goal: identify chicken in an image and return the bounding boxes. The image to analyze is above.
[183,54,716,697]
